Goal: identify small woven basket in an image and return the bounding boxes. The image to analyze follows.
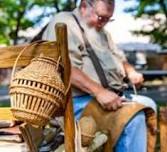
[79,116,97,147]
[10,43,65,126]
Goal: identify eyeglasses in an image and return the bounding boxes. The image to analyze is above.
[87,1,115,23]
[95,14,115,23]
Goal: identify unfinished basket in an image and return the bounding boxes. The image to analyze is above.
[79,116,97,147]
[10,56,65,126]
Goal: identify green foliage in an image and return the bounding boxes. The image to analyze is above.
[0,0,78,45]
[125,0,167,48]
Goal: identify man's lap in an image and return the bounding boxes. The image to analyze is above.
[73,94,150,151]
[123,93,157,113]
[73,93,157,119]
[73,95,93,120]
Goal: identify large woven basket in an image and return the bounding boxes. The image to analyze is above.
[10,54,65,126]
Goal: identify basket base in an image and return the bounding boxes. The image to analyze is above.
[11,109,49,127]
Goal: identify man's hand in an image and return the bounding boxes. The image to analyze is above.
[94,87,123,111]
[71,67,123,111]
[127,70,144,86]
[123,62,144,86]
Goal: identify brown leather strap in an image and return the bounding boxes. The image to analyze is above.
[72,14,123,96]
[72,14,108,87]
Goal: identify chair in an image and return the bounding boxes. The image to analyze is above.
[0,23,75,152]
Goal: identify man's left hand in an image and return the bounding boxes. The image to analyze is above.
[127,70,144,86]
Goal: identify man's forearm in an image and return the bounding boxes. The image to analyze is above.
[71,67,102,95]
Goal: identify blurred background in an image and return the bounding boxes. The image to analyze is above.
[0,0,167,104]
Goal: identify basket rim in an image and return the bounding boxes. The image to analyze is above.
[81,133,95,138]
[31,56,64,69]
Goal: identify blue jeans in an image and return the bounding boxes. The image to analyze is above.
[73,94,156,152]
[114,111,147,152]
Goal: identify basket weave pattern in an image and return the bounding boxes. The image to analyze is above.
[10,56,65,126]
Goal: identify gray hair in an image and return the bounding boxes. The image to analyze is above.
[88,0,114,4]
[81,0,115,6]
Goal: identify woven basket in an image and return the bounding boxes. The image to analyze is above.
[10,45,65,126]
[79,116,97,147]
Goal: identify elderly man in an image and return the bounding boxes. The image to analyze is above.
[42,0,156,151]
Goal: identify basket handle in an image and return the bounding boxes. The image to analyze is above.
[11,40,48,83]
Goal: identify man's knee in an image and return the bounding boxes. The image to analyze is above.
[131,94,157,112]
[125,111,146,132]
[116,111,147,151]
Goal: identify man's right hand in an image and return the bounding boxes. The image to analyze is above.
[71,67,123,111]
[94,87,123,111]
